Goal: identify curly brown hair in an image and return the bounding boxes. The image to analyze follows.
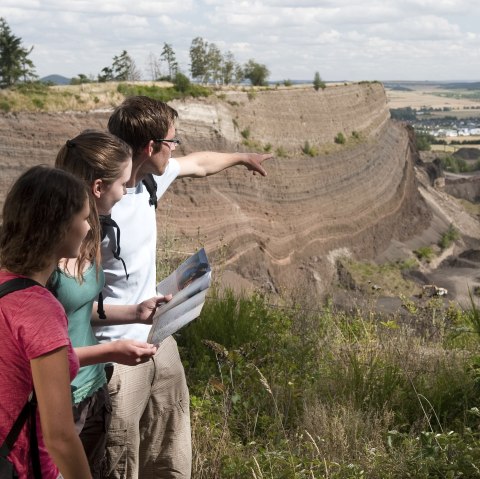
[108,95,178,159]
[0,165,88,276]
[55,130,132,281]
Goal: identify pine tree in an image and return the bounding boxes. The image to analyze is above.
[313,71,325,91]
[0,17,36,88]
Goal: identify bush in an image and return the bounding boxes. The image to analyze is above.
[240,127,250,140]
[175,289,480,478]
[415,132,434,151]
[117,81,211,102]
[0,99,10,112]
[414,245,435,262]
[302,140,319,157]
[439,223,460,249]
[334,132,346,144]
[173,72,191,93]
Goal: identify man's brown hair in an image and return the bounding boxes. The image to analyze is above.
[108,95,178,158]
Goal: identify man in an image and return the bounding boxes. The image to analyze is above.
[95,96,271,479]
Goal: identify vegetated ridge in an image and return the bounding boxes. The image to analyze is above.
[0,82,436,299]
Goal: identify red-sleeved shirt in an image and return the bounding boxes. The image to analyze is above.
[0,271,79,479]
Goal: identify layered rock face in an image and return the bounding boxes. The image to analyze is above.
[0,83,430,297]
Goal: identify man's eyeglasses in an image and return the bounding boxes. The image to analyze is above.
[153,138,181,147]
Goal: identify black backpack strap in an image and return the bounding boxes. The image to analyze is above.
[0,397,30,454]
[99,214,129,280]
[0,277,40,298]
[0,279,42,478]
[29,392,41,479]
[142,174,158,209]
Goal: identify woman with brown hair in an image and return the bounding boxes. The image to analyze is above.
[0,165,92,478]
[53,130,169,477]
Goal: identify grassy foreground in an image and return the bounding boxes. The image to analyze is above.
[176,288,480,478]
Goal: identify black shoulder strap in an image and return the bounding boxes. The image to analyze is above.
[0,278,42,478]
[0,277,40,298]
[142,174,158,209]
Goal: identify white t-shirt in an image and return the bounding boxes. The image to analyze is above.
[94,158,181,342]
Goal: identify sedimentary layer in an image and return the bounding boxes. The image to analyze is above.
[0,83,431,296]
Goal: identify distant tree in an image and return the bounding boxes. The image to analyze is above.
[146,52,162,81]
[206,43,223,84]
[415,132,433,151]
[190,37,209,83]
[98,66,114,82]
[221,51,242,85]
[0,17,37,88]
[390,107,416,121]
[70,73,92,85]
[99,50,141,82]
[313,71,325,91]
[112,50,141,81]
[243,59,269,86]
[161,43,178,81]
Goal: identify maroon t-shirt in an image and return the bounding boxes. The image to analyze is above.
[0,271,79,479]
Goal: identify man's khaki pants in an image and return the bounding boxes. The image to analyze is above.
[104,336,191,479]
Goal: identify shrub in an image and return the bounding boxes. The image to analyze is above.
[334,132,346,144]
[414,245,434,262]
[173,72,191,93]
[0,99,11,112]
[351,130,360,139]
[275,146,287,158]
[240,127,250,140]
[117,81,211,102]
[302,140,319,157]
[283,79,293,87]
[439,223,460,249]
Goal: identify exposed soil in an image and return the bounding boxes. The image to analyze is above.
[0,83,479,308]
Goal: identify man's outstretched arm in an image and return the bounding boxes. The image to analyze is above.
[176,152,272,178]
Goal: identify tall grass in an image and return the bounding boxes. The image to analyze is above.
[177,289,480,478]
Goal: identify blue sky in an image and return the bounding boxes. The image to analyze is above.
[2,0,480,81]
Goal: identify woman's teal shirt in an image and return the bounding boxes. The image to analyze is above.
[53,263,107,404]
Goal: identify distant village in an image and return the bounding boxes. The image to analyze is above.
[391,106,480,140]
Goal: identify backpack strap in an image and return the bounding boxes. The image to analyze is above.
[142,174,158,209]
[99,215,129,280]
[0,278,42,479]
[0,277,40,298]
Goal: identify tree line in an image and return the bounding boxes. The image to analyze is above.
[0,17,326,90]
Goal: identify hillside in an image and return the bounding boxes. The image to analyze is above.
[0,82,456,299]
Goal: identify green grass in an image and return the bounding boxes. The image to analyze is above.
[175,288,480,478]
[439,224,460,249]
[340,258,421,297]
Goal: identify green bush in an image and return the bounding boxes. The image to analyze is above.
[302,140,319,157]
[439,223,460,249]
[334,132,346,144]
[176,289,480,478]
[0,99,11,112]
[117,81,211,102]
[240,127,250,140]
[414,245,435,262]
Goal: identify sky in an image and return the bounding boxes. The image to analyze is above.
[2,0,480,82]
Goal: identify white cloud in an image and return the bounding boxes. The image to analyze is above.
[2,0,479,81]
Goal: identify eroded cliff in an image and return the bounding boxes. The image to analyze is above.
[0,83,431,297]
